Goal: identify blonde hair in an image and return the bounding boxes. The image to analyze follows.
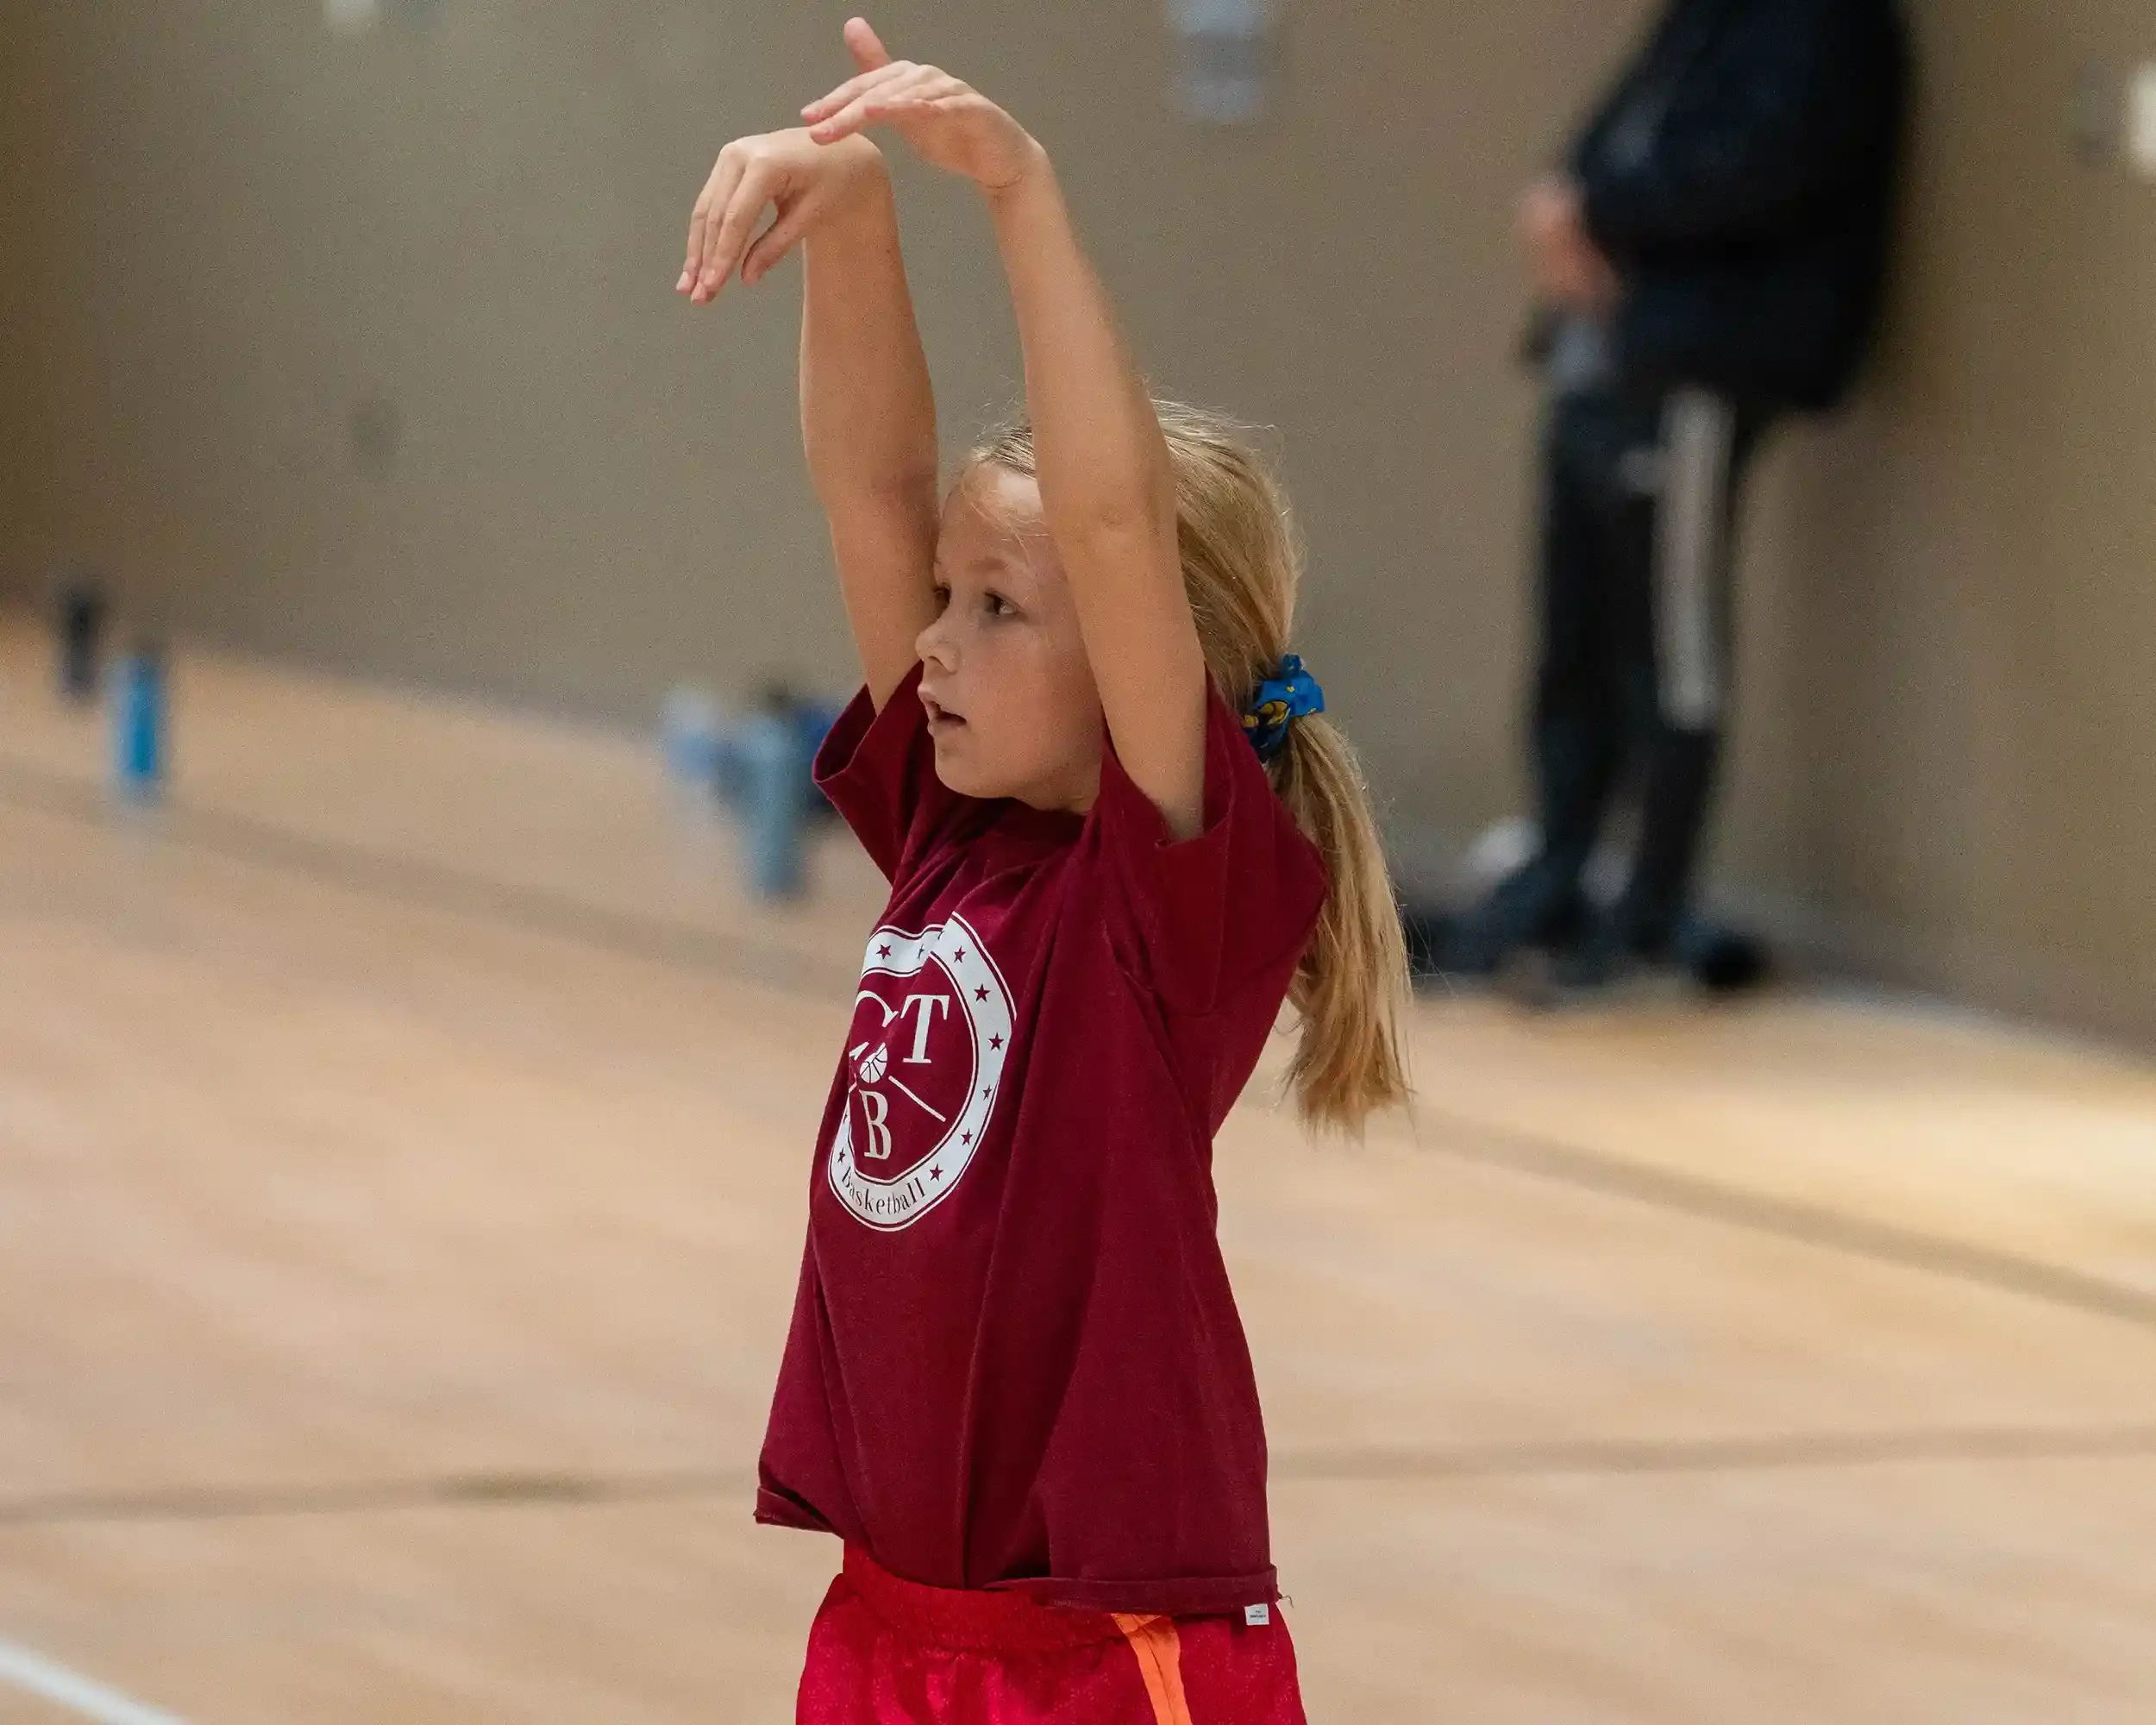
[971,402,1411,1135]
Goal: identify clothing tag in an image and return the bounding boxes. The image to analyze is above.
[1244,1603,1270,1627]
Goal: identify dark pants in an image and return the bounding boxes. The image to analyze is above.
[1521,384,1771,950]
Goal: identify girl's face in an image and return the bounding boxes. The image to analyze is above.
[914,466,1104,812]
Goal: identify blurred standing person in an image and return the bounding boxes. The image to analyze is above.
[1446,0,1909,987]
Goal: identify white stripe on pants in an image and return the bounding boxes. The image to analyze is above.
[1653,386,1736,731]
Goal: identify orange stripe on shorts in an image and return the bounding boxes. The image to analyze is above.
[1111,1614,1194,1725]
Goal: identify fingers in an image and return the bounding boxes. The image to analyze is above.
[740,204,811,285]
[699,161,776,300]
[681,147,748,298]
[809,66,955,145]
[683,192,716,292]
[682,166,712,288]
[801,60,914,129]
[679,148,776,304]
[842,16,890,74]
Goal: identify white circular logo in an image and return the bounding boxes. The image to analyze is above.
[828,914,1012,1232]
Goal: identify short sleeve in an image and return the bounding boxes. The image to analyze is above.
[813,661,975,885]
[1090,685,1330,1018]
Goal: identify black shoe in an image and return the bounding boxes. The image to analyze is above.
[1439,862,1590,978]
[1553,907,1771,995]
[1672,914,1771,993]
[1549,919,1639,992]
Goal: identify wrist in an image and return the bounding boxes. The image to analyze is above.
[822,148,898,228]
[981,137,1052,206]
[834,135,890,188]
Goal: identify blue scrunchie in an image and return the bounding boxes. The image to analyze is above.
[1242,654,1325,762]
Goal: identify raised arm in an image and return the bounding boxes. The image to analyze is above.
[679,94,939,710]
[983,164,1206,839]
[799,157,941,711]
[804,24,1207,838]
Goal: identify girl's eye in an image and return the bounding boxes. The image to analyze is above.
[931,583,951,612]
[984,593,1014,618]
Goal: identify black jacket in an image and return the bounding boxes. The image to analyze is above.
[1567,0,1910,411]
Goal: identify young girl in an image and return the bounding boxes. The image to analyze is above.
[679,20,1409,1721]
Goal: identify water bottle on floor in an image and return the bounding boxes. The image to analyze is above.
[661,686,726,790]
[738,691,812,900]
[112,642,166,800]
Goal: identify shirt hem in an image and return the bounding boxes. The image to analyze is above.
[755,1487,838,1536]
[981,1565,1280,1617]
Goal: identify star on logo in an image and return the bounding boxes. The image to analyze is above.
[930,1165,943,1182]
[961,1132,972,1145]
[954,946,968,962]
[877,944,892,959]
[988,1035,1003,1051]
[975,986,989,1002]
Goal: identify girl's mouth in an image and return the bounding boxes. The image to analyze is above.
[922,693,967,732]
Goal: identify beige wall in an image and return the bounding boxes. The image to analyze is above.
[0,0,1632,761]
[0,1,35,568]
[1723,0,2156,1038]
[3,2,2152,1045]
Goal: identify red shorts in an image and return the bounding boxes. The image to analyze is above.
[795,1546,1307,1724]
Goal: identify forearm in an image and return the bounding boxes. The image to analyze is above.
[984,152,1176,544]
[984,148,1205,837]
[800,166,941,706]
[800,164,938,515]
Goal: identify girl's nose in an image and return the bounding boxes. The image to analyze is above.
[915,613,956,669]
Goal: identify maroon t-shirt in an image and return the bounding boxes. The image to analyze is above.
[755,661,1328,1615]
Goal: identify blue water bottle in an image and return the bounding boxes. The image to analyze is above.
[660,685,725,789]
[112,643,166,800]
[738,700,812,900]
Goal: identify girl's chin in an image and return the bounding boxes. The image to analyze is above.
[932,756,1025,804]
[928,748,989,793]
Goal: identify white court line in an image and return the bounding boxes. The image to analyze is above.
[0,1639,185,1725]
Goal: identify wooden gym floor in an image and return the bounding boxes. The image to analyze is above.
[3,613,2155,1722]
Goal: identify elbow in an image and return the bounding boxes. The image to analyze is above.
[1042,467,1178,550]
[1049,502,1179,570]
[804,441,940,507]
[861,463,944,508]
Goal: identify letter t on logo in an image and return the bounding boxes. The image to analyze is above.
[899,993,950,1065]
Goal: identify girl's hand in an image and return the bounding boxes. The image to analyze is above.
[678,128,885,304]
[801,18,1042,193]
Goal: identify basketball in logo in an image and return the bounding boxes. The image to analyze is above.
[856,1044,890,1085]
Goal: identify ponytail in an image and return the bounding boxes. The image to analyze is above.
[974,401,1413,1135]
[1268,712,1412,1133]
